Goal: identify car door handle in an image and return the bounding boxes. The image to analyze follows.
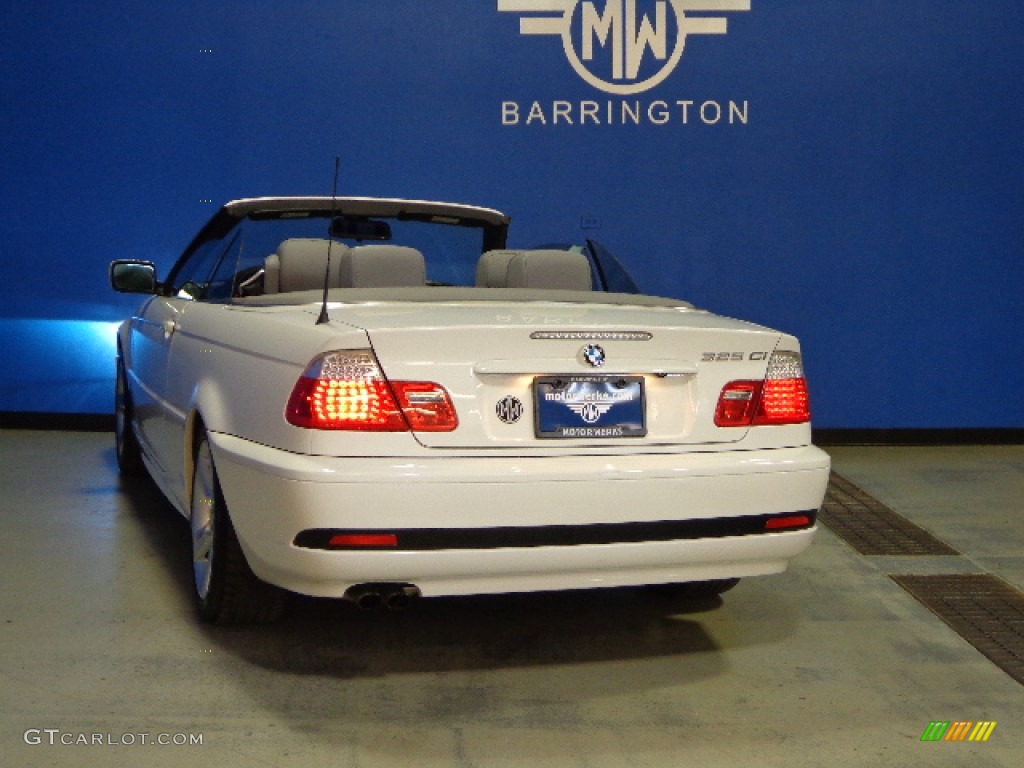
[162,319,178,339]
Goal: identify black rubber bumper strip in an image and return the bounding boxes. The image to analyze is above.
[293,511,817,551]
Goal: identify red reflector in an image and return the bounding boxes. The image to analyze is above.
[764,515,812,531]
[328,533,399,548]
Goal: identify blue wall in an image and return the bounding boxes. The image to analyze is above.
[2,1,1021,427]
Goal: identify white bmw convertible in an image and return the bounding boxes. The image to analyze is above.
[111,196,830,624]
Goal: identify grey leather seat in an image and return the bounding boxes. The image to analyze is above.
[264,239,346,294]
[339,245,426,288]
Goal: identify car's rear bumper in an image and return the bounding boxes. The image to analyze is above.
[208,431,830,598]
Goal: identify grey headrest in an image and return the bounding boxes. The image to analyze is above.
[475,250,520,287]
[271,239,346,293]
[505,250,593,291]
[339,245,426,288]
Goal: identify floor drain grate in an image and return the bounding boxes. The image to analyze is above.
[891,574,1024,686]
[820,472,960,556]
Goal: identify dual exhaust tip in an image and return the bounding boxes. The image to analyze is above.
[344,583,421,611]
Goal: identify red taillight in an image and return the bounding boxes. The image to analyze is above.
[285,350,457,432]
[714,351,811,427]
[286,377,407,430]
[715,381,762,426]
[756,377,809,425]
[391,381,459,432]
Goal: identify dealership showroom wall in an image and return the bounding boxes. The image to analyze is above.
[1,1,1022,766]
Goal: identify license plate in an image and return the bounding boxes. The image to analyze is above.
[534,376,646,438]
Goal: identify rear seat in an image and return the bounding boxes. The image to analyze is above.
[263,239,345,294]
[479,249,592,291]
[475,250,520,287]
[265,240,426,292]
[339,245,426,288]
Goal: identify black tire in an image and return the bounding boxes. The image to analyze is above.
[649,578,741,600]
[190,430,288,625]
[115,355,145,476]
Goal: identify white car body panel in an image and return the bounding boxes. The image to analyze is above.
[208,431,826,597]
[114,196,830,608]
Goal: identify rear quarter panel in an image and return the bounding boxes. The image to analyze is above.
[165,304,410,496]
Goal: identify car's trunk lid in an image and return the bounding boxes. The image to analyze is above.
[318,299,783,449]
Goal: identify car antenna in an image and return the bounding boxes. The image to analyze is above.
[316,156,341,325]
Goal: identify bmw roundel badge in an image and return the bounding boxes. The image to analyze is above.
[580,344,606,368]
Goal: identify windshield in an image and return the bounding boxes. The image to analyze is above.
[162,203,644,302]
[167,211,497,301]
[241,215,488,287]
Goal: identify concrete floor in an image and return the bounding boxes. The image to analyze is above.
[1,431,1022,767]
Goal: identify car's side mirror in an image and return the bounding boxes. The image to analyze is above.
[110,260,158,294]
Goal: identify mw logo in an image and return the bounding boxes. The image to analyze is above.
[498,0,751,95]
